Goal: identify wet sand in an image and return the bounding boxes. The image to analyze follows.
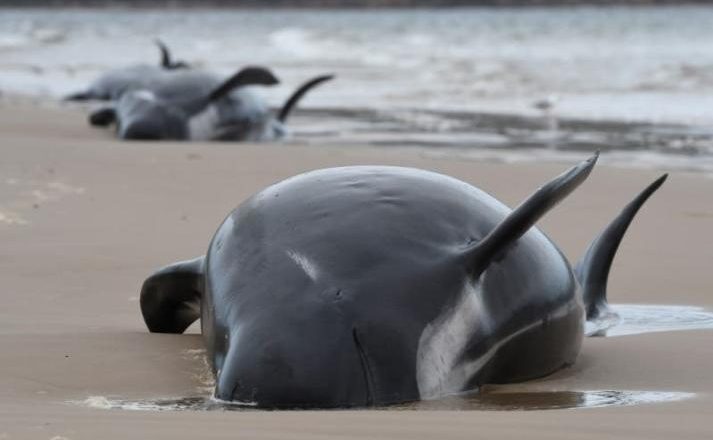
[1,100,712,439]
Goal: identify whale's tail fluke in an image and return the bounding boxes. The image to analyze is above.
[140,256,204,334]
[576,174,667,321]
[278,74,334,123]
[464,152,598,273]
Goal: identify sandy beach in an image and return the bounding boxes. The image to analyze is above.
[1,99,712,439]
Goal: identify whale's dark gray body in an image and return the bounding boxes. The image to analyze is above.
[90,68,333,141]
[140,156,666,408]
[71,64,166,101]
[65,40,189,101]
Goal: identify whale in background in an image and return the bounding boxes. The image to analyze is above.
[64,39,190,102]
[89,68,333,141]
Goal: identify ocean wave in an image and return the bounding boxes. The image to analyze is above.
[0,27,67,51]
[269,27,316,58]
[0,33,31,50]
[2,7,713,172]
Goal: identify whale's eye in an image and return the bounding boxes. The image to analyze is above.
[319,288,344,302]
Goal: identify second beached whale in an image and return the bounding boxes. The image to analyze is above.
[89,67,333,141]
[65,39,189,102]
[139,154,666,407]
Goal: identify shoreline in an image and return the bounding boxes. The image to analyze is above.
[4,95,712,175]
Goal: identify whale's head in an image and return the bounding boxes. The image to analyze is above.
[116,90,190,140]
[200,167,508,408]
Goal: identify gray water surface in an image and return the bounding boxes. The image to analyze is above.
[74,302,711,412]
[2,7,713,171]
[77,390,694,412]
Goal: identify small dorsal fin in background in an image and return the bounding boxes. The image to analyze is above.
[140,256,204,333]
[155,39,171,68]
[278,74,334,123]
[465,153,599,275]
[155,38,190,70]
[208,66,279,102]
[576,174,667,320]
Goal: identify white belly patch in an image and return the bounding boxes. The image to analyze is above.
[416,280,572,400]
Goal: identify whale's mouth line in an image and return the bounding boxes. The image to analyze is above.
[352,327,375,407]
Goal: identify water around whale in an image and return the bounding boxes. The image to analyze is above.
[72,302,712,412]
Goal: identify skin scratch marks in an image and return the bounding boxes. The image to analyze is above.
[286,250,320,281]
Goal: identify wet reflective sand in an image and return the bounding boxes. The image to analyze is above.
[394,390,694,411]
[77,390,693,412]
[586,304,713,337]
[74,303,711,413]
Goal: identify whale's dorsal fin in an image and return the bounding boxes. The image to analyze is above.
[156,39,172,68]
[278,74,334,122]
[576,174,667,320]
[155,39,189,70]
[208,67,279,102]
[140,256,204,333]
[465,153,598,274]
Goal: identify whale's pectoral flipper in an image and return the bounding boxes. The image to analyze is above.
[278,74,334,123]
[465,152,599,273]
[576,174,667,321]
[140,256,204,334]
[208,67,280,102]
[64,91,93,101]
[88,107,116,127]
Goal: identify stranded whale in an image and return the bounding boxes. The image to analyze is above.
[139,154,666,407]
[65,39,189,102]
[89,68,333,141]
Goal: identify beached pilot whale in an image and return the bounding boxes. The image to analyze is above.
[64,39,189,101]
[89,69,333,141]
[139,154,666,407]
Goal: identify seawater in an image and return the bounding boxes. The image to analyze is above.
[77,390,694,412]
[72,302,712,412]
[2,6,713,171]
